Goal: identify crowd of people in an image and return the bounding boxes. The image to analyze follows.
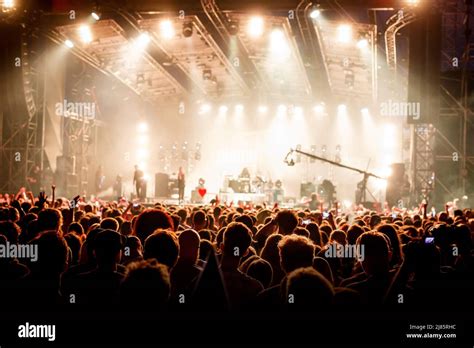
[0,188,473,312]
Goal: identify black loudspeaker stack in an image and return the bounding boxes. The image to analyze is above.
[155,173,170,197]
[386,163,405,208]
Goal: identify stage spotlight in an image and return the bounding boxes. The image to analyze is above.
[136,148,150,159]
[183,22,193,38]
[271,28,285,41]
[270,28,290,59]
[314,103,325,114]
[258,105,268,113]
[3,0,14,10]
[78,25,93,44]
[337,24,352,43]
[382,167,393,177]
[277,104,287,114]
[91,12,100,21]
[235,104,244,113]
[375,179,387,190]
[337,104,347,113]
[136,32,151,48]
[309,8,321,19]
[137,122,148,133]
[138,161,147,171]
[199,103,211,114]
[405,0,420,6]
[219,105,228,114]
[160,20,175,39]
[294,106,303,117]
[361,108,370,117]
[228,20,239,35]
[382,124,396,149]
[356,38,368,49]
[247,16,264,38]
[137,136,149,145]
[64,39,74,48]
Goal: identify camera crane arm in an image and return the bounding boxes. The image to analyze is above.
[285,148,385,180]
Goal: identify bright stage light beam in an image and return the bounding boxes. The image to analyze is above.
[199,103,211,114]
[247,16,264,38]
[337,104,347,114]
[136,148,150,159]
[337,24,352,43]
[91,12,100,21]
[137,135,149,145]
[219,105,228,114]
[136,32,151,49]
[314,103,325,114]
[405,0,420,6]
[78,25,93,44]
[137,122,148,133]
[270,28,291,59]
[3,0,14,9]
[64,39,74,48]
[235,104,244,113]
[160,20,175,40]
[258,105,268,113]
[310,9,321,19]
[357,38,368,49]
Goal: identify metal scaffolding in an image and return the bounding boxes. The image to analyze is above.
[0,23,43,193]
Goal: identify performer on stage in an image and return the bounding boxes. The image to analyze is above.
[26,165,41,194]
[177,166,185,203]
[95,165,105,195]
[113,175,123,198]
[133,165,145,199]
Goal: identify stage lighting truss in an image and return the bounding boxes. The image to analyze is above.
[1,0,14,12]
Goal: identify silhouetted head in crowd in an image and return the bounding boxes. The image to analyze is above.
[176,209,188,226]
[144,229,179,269]
[221,222,252,260]
[38,209,62,233]
[247,258,273,288]
[312,256,334,284]
[346,225,364,245]
[68,222,84,237]
[235,215,253,232]
[64,232,82,265]
[122,235,143,263]
[306,222,321,246]
[278,235,315,274]
[0,221,20,244]
[93,229,124,270]
[199,239,214,261]
[403,240,441,279]
[120,221,132,236]
[285,267,334,309]
[329,230,347,245]
[356,232,391,276]
[120,259,170,307]
[198,229,213,242]
[294,227,310,238]
[376,224,402,266]
[100,217,119,232]
[178,229,200,264]
[28,231,68,277]
[192,210,208,231]
[275,210,298,235]
[134,209,174,244]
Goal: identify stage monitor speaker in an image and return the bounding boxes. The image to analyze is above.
[386,163,405,208]
[155,173,170,197]
[407,11,441,125]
